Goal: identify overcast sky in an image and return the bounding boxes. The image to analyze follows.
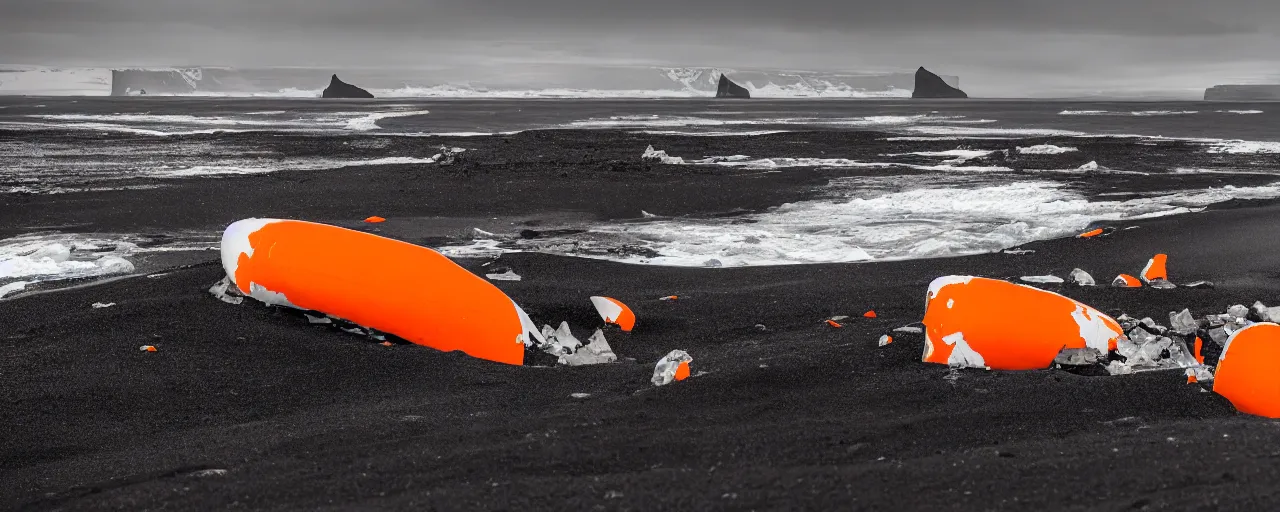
[5,0,1280,96]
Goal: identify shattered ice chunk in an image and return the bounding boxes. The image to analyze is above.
[207,277,244,305]
[1169,309,1198,335]
[652,350,693,386]
[559,329,618,366]
[1207,326,1230,346]
[1227,305,1250,320]
[641,145,685,165]
[1069,268,1096,286]
[1147,279,1177,290]
[1055,348,1105,366]
[641,210,658,218]
[1105,360,1134,375]
[893,326,924,334]
[1002,248,1036,255]
[570,393,592,399]
[1020,275,1064,284]
[1140,317,1168,335]
[1077,161,1100,171]
[304,313,333,324]
[703,259,724,268]
[91,302,116,309]
[485,269,522,281]
[540,322,583,356]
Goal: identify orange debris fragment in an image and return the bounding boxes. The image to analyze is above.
[826,320,844,328]
[381,341,393,347]
[1077,228,1105,238]
[1112,274,1142,288]
[863,310,878,318]
[364,216,386,223]
[660,295,679,301]
[1194,337,1205,364]
[674,361,691,381]
[1141,254,1168,282]
[140,345,157,352]
[590,296,636,331]
[1187,372,1198,384]
[1213,323,1280,418]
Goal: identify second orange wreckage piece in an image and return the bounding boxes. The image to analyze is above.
[590,296,636,331]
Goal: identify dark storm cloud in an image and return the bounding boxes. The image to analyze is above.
[5,0,1277,36]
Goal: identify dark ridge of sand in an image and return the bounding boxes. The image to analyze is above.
[6,200,1280,510]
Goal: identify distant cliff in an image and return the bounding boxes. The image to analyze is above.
[716,75,750,99]
[912,67,968,99]
[1205,85,1280,101]
[322,74,374,99]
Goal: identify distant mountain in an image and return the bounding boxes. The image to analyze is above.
[1205,85,1280,101]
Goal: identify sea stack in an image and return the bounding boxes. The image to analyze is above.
[716,74,751,99]
[912,67,967,99]
[322,74,375,99]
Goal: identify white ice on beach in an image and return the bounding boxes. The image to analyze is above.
[641,145,685,164]
[1017,144,1078,155]
[0,235,137,282]
[0,281,32,299]
[1020,275,1065,284]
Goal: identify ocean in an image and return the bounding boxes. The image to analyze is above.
[2,97,1280,294]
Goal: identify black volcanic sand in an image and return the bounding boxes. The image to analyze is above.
[6,129,1280,509]
[8,198,1280,509]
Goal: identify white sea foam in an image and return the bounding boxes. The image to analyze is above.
[1216,110,1264,115]
[1059,110,1199,116]
[1205,140,1280,154]
[11,109,431,135]
[904,126,1087,137]
[490,181,1280,267]
[1017,144,1079,155]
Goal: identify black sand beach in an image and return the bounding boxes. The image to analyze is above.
[5,127,1280,509]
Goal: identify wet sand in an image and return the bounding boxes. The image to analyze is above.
[6,197,1280,510]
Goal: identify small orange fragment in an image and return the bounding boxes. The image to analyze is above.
[364,216,386,223]
[1077,228,1105,238]
[1141,254,1168,283]
[826,320,844,328]
[140,345,157,352]
[863,310,878,318]
[381,341,393,347]
[674,361,691,381]
[1112,274,1142,288]
[660,295,679,301]
[1187,372,1198,384]
[1194,337,1205,364]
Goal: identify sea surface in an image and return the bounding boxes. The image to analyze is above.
[3,97,1280,292]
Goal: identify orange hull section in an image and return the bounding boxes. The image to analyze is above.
[1215,323,1280,418]
[220,219,538,365]
[923,276,1123,370]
